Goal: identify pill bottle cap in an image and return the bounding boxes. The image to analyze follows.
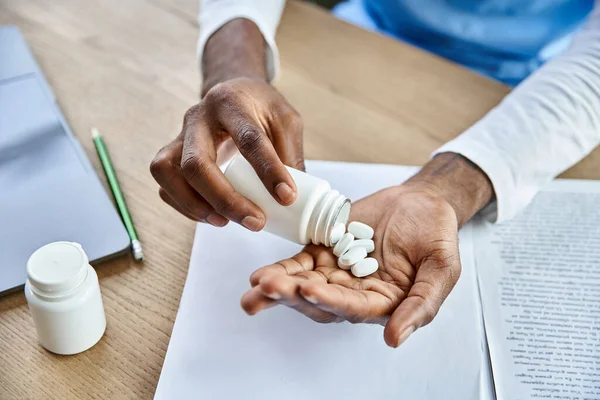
[27,242,88,297]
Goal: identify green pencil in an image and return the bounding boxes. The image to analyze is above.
[92,127,143,262]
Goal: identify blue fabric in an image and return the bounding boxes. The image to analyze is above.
[333,0,594,86]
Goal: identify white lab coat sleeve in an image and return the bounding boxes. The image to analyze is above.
[433,5,600,223]
[198,0,286,82]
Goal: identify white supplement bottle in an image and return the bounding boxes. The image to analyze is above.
[24,241,106,355]
[224,155,351,246]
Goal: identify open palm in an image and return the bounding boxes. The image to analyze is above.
[241,184,462,347]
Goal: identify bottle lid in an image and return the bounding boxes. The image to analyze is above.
[26,242,88,296]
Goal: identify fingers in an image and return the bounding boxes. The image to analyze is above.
[243,250,339,323]
[256,273,339,323]
[158,189,199,221]
[240,286,277,315]
[244,247,394,324]
[152,79,306,231]
[180,113,266,231]
[249,252,317,287]
[297,280,399,324]
[217,107,298,206]
[150,141,228,226]
[242,274,339,323]
[383,246,461,348]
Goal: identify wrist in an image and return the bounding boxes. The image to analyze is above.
[405,153,494,227]
[202,18,269,97]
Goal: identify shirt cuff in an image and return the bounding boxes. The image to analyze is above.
[432,137,525,224]
[197,5,280,83]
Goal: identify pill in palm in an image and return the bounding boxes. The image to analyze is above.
[348,221,374,239]
[337,257,351,270]
[351,257,379,278]
[349,239,375,253]
[329,223,346,245]
[333,233,354,257]
[338,247,367,267]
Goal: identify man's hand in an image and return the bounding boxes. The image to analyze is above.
[150,78,304,230]
[240,153,494,347]
[241,184,460,347]
[150,19,304,231]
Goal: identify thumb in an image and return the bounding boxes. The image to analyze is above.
[383,247,461,348]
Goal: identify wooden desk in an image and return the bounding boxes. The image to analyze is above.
[1,1,598,398]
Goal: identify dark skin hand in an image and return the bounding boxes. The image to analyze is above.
[241,153,494,347]
[150,18,496,346]
[150,19,304,231]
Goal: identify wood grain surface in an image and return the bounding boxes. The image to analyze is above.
[1,1,598,399]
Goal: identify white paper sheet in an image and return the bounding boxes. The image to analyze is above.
[475,180,600,400]
[155,161,494,400]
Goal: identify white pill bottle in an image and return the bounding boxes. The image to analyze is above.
[24,241,106,355]
[224,155,351,246]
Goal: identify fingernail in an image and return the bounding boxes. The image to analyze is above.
[303,295,318,304]
[206,214,227,227]
[275,182,296,205]
[241,216,263,232]
[265,292,281,300]
[397,326,415,347]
